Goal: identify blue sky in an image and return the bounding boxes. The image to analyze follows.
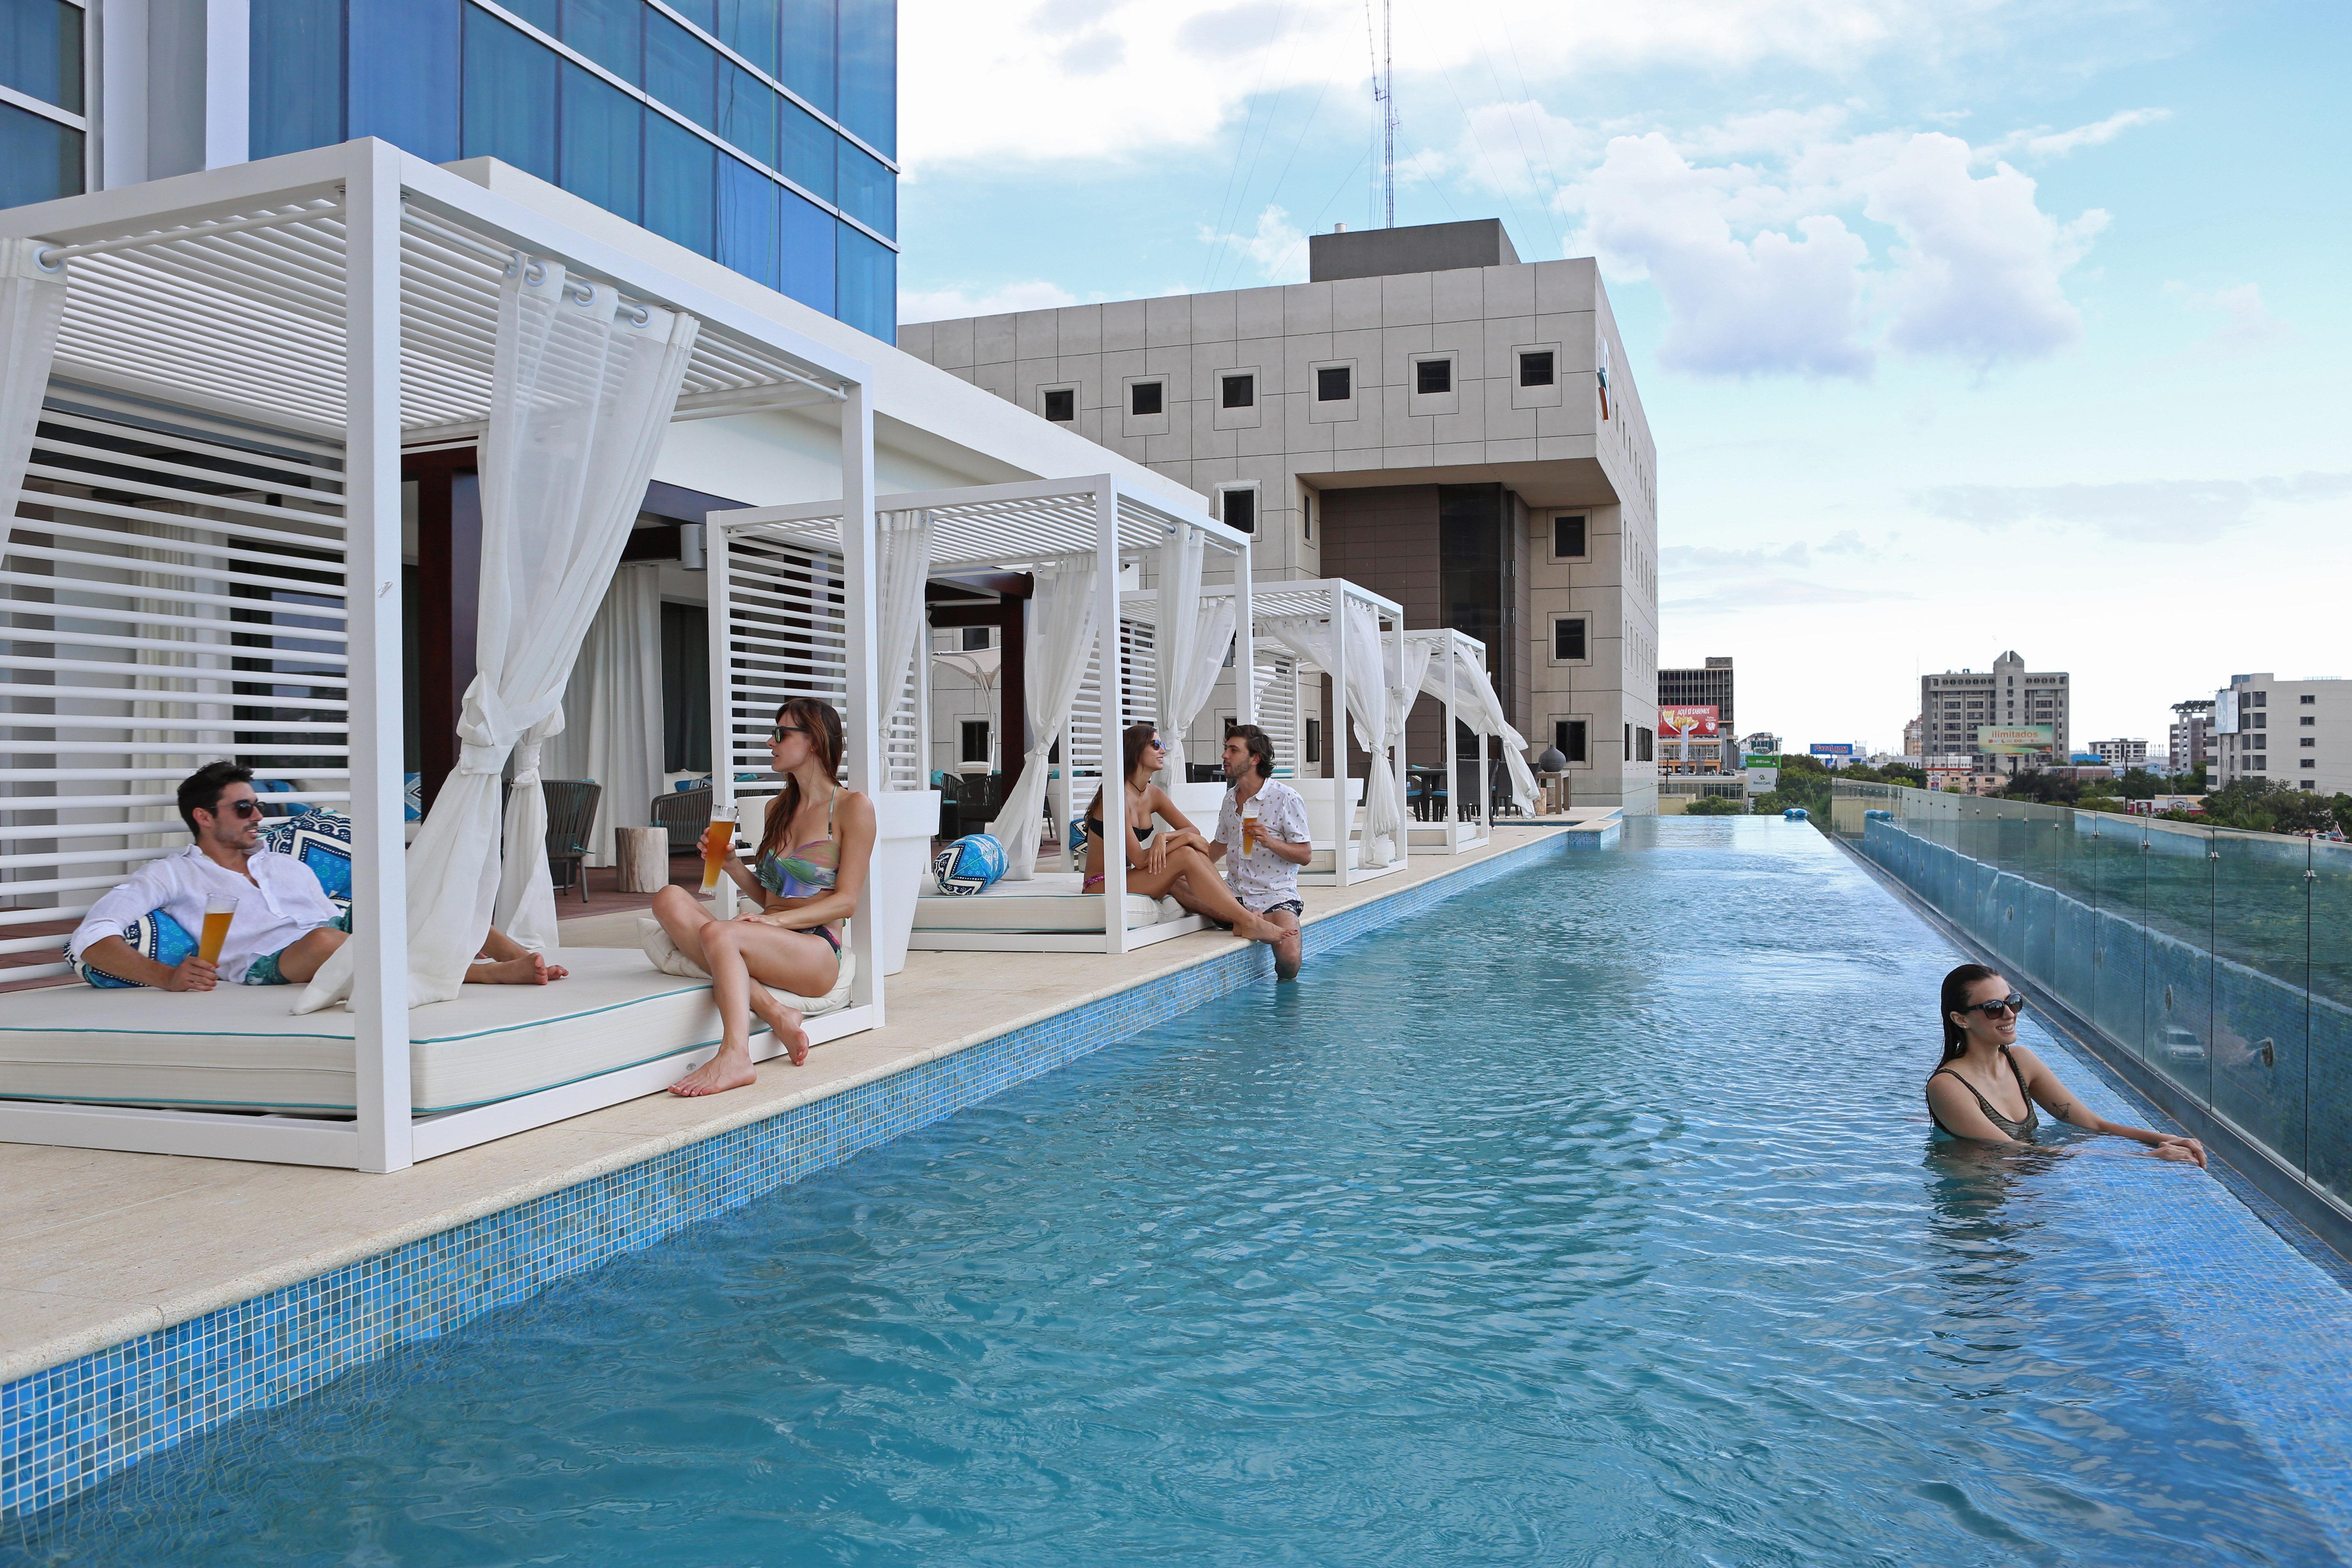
[894,0,2349,755]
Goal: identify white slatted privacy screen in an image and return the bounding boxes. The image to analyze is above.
[1065,617,1157,786]
[2,393,349,982]
[715,524,850,840]
[1253,649,1301,777]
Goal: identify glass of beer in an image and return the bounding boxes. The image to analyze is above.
[1241,799,1261,857]
[198,893,238,966]
[701,804,739,895]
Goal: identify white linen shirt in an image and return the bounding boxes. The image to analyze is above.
[1212,778,1310,912]
[69,844,342,983]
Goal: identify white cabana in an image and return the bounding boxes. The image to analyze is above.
[1251,579,1407,889]
[0,140,881,1173]
[1401,627,1521,855]
[710,475,1252,956]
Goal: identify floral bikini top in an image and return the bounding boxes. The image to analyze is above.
[755,792,840,900]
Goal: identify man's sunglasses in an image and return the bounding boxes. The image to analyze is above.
[1962,993,2027,1020]
[210,798,265,820]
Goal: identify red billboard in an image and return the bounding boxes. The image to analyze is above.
[1659,705,1720,739]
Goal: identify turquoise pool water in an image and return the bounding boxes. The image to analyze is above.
[9,820,2350,1565]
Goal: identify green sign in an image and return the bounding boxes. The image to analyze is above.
[1743,754,1780,768]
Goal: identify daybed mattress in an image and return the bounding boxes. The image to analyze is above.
[913,873,1186,933]
[0,949,755,1115]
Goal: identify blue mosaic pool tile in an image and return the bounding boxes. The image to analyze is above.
[0,833,1569,1521]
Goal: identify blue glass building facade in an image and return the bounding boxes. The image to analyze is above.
[0,0,897,341]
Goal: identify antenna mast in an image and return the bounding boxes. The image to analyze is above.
[1366,0,1395,227]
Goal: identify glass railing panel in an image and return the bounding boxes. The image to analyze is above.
[2309,835,2352,1205]
[2052,807,2100,1009]
[2138,819,2216,1107]
[2207,829,2310,1173]
[2086,813,2149,1062]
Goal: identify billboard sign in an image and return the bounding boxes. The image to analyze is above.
[2214,688,2239,734]
[1809,742,1854,757]
[1742,753,1780,768]
[1976,724,2054,755]
[1659,705,1719,738]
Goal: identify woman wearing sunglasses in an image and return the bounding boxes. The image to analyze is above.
[1929,964,2205,1165]
[653,696,875,1096]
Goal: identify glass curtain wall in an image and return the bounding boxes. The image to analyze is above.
[1838,783,2352,1216]
[247,0,897,339]
[0,0,87,206]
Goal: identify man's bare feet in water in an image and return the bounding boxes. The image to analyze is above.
[468,952,568,985]
[669,1045,757,1097]
[747,990,811,1067]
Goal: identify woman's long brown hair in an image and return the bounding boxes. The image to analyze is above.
[1083,722,1163,830]
[754,696,845,867]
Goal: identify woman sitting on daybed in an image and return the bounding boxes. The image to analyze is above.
[652,697,873,1098]
[1080,722,1287,946]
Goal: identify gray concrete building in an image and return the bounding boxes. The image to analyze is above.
[1918,650,2071,775]
[897,220,1662,812]
[2214,674,2352,793]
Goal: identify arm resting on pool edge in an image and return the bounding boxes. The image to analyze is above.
[2009,1046,2207,1167]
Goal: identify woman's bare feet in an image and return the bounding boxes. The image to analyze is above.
[469,952,566,985]
[669,1046,757,1096]
[746,990,811,1067]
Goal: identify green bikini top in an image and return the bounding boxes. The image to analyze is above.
[755,792,839,900]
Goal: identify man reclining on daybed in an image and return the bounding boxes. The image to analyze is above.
[67,761,562,992]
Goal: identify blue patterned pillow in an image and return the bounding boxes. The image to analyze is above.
[403,773,424,822]
[71,908,198,988]
[261,808,354,908]
[933,833,1007,895]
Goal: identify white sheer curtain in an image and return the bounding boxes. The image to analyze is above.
[876,508,933,786]
[1156,525,1235,773]
[547,563,664,864]
[1423,652,1537,814]
[986,555,1100,880]
[0,241,68,511]
[1260,601,1403,863]
[299,261,698,1011]
[1388,636,1434,828]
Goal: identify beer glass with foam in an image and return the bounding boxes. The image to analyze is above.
[198,893,238,967]
[1241,798,1260,858]
[701,804,740,895]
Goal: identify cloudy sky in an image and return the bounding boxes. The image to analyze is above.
[893,0,2348,755]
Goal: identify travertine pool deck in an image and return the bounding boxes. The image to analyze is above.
[0,823,1586,1389]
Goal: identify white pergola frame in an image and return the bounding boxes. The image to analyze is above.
[0,140,879,1173]
[1403,627,1492,856]
[1250,578,1407,890]
[709,475,1251,956]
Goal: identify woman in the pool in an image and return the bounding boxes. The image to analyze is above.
[652,696,873,1097]
[1928,963,2206,1165]
[1079,723,1287,945]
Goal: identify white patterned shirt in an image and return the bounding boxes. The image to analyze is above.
[1212,779,1310,912]
[70,844,342,983]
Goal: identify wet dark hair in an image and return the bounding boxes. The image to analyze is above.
[177,760,253,835]
[754,697,845,867]
[1940,963,2005,1062]
[1227,723,1277,781]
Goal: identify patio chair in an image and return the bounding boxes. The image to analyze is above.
[542,779,602,902]
[651,783,712,854]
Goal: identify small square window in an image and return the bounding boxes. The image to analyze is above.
[1553,617,1587,661]
[1416,359,1452,395]
[1316,365,1350,401]
[1222,488,1256,535]
[1131,381,1163,416]
[1221,374,1254,409]
[961,625,991,651]
[1042,388,1074,422]
[2303,694,2317,704]
[1553,514,1586,558]
[1519,351,1555,388]
[1555,719,1588,763]
[959,720,991,763]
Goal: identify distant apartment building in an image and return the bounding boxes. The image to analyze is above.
[1918,650,2071,775]
[2089,738,2148,772]
[2170,699,2214,775]
[2214,674,2352,793]
[1741,731,1781,757]
[1902,717,1922,760]
[900,218,1663,812]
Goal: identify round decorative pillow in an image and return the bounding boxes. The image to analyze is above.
[933,833,1007,896]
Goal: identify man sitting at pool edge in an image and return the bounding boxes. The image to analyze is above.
[1201,724,1310,981]
[68,760,564,991]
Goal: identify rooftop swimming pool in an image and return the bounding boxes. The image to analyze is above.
[9,819,2351,1565]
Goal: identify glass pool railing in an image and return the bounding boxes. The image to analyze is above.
[1832,782,2352,1216]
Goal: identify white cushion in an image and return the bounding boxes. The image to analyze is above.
[0,948,811,1116]
[912,871,1187,932]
